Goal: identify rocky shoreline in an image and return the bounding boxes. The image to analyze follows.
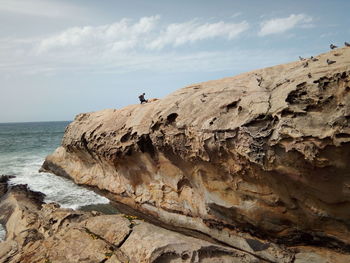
[0,175,278,263]
[41,47,350,262]
[1,181,349,263]
[1,47,350,262]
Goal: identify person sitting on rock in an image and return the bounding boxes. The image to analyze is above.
[138,93,148,104]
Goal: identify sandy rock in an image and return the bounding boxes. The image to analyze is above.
[294,252,328,263]
[121,220,259,263]
[0,183,264,262]
[41,47,350,261]
[0,241,18,263]
[83,214,131,246]
[105,254,122,263]
[293,246,350,263]
[30,228,113,263]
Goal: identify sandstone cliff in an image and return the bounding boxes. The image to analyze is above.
[42,47,350,261]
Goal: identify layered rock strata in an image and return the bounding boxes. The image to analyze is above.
[42,48,350,261]
[0,179,264,263]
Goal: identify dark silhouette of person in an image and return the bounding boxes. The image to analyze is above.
[138,93,148,104]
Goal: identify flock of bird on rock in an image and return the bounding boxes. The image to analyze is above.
[299,42,350,68]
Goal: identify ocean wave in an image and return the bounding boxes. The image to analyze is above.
[1,121,108,210]
[4,155,109,209]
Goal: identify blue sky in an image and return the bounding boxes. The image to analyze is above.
[0,0,349,122]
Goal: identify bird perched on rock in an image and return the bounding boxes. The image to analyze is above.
[327,59,336,65]
[345,42,350,47]
[330,44,338,49]
[299,56,305,61]
[303,61,309,68]
[310,56,318,62]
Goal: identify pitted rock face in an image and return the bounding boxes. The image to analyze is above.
[42,47,350,256]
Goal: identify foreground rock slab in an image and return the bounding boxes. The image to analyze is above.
[0,182,267,263]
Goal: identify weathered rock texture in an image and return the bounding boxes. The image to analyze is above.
[42,48,350,261]
[0,181,263,263]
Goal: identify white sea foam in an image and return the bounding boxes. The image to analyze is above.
[5,155,109,209]
[0,224,5,241]
[0,122,109,210]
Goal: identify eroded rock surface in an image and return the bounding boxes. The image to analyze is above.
[0,180,263,263]
[42,48,350,261]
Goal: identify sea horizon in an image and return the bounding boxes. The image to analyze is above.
[0,120,72,125]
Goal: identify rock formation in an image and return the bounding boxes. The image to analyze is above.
[41,48,350,261]
[0,178,265,262]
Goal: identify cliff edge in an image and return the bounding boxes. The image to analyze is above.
[42,47,350,261]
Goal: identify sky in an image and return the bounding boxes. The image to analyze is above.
[0,0,349,122]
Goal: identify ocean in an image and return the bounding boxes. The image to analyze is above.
[0,121,109,240]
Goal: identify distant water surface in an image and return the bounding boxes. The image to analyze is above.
[0,121,109,209]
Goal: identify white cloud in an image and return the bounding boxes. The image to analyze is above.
[0,16,255,76]
[37,17,249,53]
[0,37,295,76]
[259,14,312,36]
[147,20,249,49]
[0,0,83,18]
[37,16,160,52]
